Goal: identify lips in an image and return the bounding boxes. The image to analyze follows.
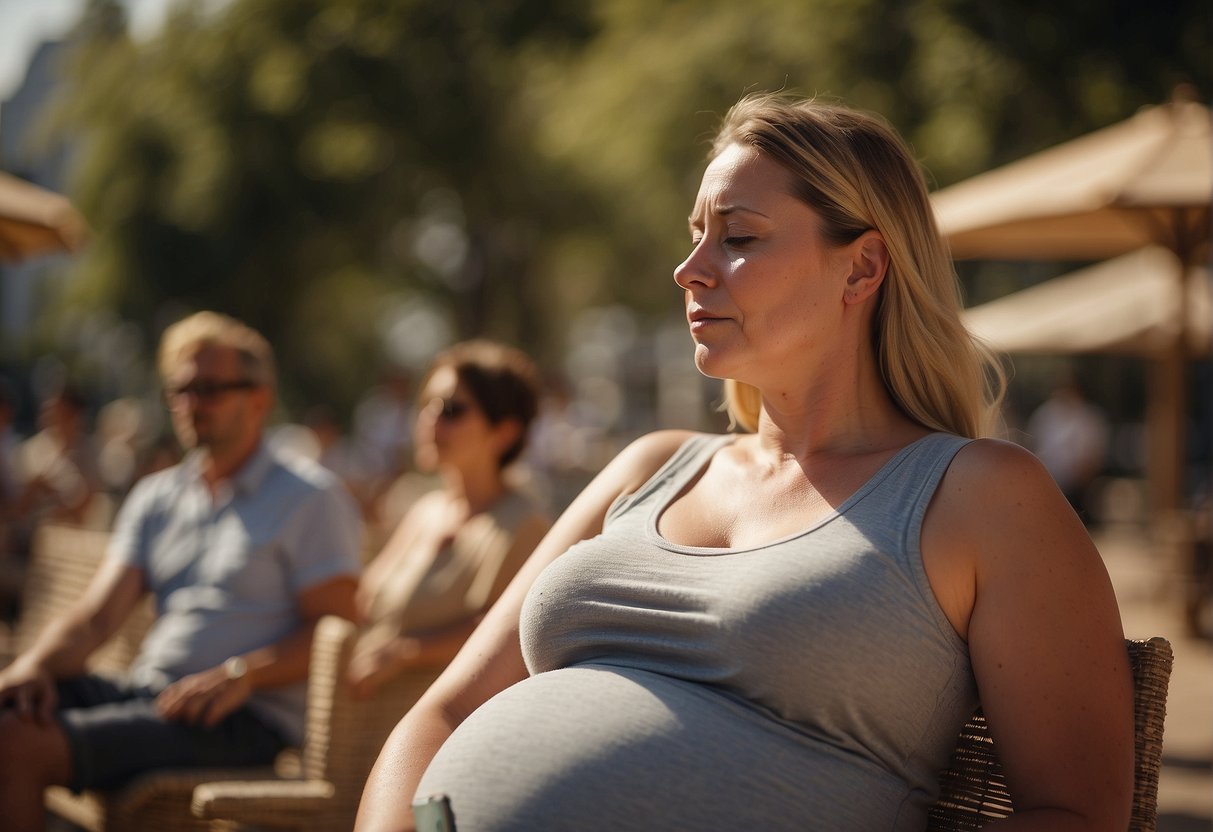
[687,306,729,327]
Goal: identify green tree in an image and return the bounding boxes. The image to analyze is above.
[47,0,1209,420]
[515,0,1210,316]
[55,0,595,413]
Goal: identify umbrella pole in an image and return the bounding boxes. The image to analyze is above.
[1146,343,1185,523]
[1148,211,1204,635]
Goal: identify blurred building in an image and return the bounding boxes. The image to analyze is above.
[0,37,74,346]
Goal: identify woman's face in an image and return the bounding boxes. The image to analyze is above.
[413,366,497,473]
[674,143,855,386]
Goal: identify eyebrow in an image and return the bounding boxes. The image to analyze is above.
[688,204,771,224]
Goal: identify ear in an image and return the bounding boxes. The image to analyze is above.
[250,385,276,422]
[843,231,889,306]
[490,418,524,460]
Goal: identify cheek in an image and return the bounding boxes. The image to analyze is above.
[413,417,436,448]
[414,442,438,472]
[170,409,197,438]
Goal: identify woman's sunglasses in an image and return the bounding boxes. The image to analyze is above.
[435,398,473,422]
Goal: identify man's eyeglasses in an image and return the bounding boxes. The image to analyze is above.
[167,379,259,402]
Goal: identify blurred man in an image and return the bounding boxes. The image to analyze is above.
[0,312,362,831]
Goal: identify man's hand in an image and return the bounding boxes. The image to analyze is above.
[0,661,58,724]
[155,662,252,727]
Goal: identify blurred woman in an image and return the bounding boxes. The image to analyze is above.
[347,341,550,699]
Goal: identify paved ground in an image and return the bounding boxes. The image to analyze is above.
[1097,527,1212,831]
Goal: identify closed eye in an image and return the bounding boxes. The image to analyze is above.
[725,235,755,247]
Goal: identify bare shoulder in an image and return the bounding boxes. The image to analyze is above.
[542,429,704,537]
[932,438,1063,532]
[946,436,1053,493]
[932,436,1114,616]
[401,488,449,522]
[924,437,1100,629]
[605,429,704,495]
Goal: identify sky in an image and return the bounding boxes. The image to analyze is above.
[0,0,175,101]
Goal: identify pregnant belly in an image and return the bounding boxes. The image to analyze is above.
[415,665,915,832]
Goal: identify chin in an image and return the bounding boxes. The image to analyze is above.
[692,345,736,382]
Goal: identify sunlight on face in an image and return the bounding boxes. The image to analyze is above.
[674,144,854,386]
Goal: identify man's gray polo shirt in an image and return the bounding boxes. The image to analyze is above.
[108,442,362,745]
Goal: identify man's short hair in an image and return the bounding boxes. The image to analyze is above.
[157,312,276,391]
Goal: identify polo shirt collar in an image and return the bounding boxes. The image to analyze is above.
[181,440,274,497]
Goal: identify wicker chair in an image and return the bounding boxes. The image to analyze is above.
[928,636,1173,831]
[1,524,152,674]
[191,615,443,831]
[3,524,290,832]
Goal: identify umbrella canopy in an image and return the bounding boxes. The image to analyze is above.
[963,247,1212,357]
[0,171,91,263]
[932,98,1211,262]
[931,94,1212,522]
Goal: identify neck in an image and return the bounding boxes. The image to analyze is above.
[751,345,919,462]
[440,463,508,515]
[199,436,262,491]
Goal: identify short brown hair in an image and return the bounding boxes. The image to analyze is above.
[422,340,541,468]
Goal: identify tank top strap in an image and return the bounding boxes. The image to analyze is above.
[851,432,974,555]
[605,433,734,526]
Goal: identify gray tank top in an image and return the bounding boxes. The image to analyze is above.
[417,432,977,831]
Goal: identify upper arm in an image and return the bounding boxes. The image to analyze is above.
[933,439,1133,825]
[72,558,146,645]
[420,430,698,724]
[286,482,364,599]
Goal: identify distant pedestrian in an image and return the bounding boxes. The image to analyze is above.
[1027,377,1110,525]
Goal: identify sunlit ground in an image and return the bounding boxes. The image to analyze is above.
[1098,524,1213,831]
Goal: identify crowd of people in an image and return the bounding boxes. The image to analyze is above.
[0,91,1135,832]
[0,311,561,831]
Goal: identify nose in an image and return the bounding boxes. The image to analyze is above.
[417,397,442,428]
[673,238,717,291]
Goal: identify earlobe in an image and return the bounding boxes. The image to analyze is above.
[843,232,889,305]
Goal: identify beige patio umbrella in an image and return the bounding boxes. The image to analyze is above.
[962,247,1212,357]
[932,94,1212,519]
[933,96,1210,262]
[0,171,91,263]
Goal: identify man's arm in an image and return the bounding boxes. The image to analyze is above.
[0,558,145,723]
[155,574,358,727]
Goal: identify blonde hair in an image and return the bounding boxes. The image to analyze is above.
[157,311,276,391]
[712,93,1003,438]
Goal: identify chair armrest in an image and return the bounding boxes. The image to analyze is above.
[192,779,336,828]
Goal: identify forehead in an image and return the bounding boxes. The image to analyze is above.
[691,143,796,218]
[167,344,242,379]
[421,366,461,398]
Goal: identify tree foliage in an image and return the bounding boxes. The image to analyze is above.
[47,0,1211,416]
[55,0,596,411]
